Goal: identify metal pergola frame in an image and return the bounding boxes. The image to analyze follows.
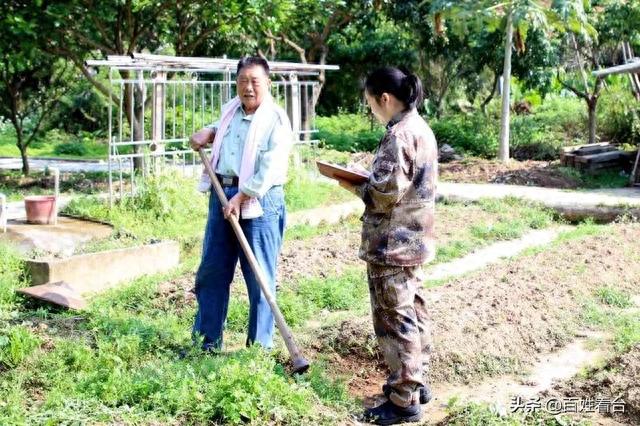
[85,53,339,204]
[593,52,640,186]
[593,60,640,77]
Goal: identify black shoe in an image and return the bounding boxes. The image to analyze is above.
[382,384,432,405]
[362,400,422,425]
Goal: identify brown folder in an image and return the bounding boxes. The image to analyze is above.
[316,160,369,184]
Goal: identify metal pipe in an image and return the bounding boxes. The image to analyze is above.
[50,167,60,225]
[0,193,6,233]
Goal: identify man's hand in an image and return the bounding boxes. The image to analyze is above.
[223,191,250,219]
[190,127,215,151]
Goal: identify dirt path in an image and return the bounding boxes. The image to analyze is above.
[422,331,611,424]
[425,226,568,281]
[317,223,640,423]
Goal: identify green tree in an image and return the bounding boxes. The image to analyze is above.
[557,1,640,145]
[241,0,362,137]
[319,14,418,115]
[43,0,247,170]
[431,0,595,161]
[388,1,557,118]
[0,1,74,175]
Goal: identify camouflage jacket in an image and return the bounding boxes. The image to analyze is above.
[355,109,438,266]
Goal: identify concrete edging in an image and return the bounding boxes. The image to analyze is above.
[26,240,180,295]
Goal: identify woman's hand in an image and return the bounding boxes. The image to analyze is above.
[338,180,359,195]
[347,162,370,175]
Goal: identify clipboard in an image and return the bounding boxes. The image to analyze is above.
[316,160,370,184]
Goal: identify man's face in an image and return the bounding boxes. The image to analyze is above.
[237,65,270,113]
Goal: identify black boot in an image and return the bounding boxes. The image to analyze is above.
[382,384,432,405]
[362,400,422,425]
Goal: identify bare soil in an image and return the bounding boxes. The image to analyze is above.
[316,223,640,412]
[545,344,640,425]
[278,202,501,285]
[439,158,581,189]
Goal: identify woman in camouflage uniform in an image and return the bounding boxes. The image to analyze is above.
[341,67,437,425]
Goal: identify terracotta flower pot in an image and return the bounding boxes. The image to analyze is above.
[24,195,57,224]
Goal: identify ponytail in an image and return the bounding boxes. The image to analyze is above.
[400,73,423,110]
[365,67,423,110]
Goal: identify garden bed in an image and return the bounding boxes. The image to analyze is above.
[439,158,631,189]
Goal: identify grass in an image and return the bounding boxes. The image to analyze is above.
[61,173,209,255]
[4,167,635,423]
[435,197,556,264]
[296,144,353,166]
[520,219,604,257]
[595,287,633,309]
[284,166,353,212]
[57,166,354,250]
[52,166,356,258]
[0,246,352,424]
[0,128,107,160]
[227,268,369,332]
[557,166,631,189]
[582,301,640,353]
[0,243,27,318]
[285,215,361,241]
[0,326,40,369]
[296,361,354,410]
[444,397,591,425]
[0,338,321,424]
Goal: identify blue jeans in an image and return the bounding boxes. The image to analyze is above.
[193,185,286,350]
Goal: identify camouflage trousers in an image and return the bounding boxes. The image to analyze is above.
[367,263,432,408]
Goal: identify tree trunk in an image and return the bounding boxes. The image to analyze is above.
[434,96,445,119]
[498,10,514,163]
[587,97,598,145]
[17,134,29,176]
[481,72,499,114]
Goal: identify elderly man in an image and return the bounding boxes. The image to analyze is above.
[190,56,293,351]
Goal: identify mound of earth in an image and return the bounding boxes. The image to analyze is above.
[439,158,581,189]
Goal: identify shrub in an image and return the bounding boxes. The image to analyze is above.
[317,114,384,152]
[510,115,563,161]
[431,114,498,158]
[432,96,587,160]
[598,83,640,145]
